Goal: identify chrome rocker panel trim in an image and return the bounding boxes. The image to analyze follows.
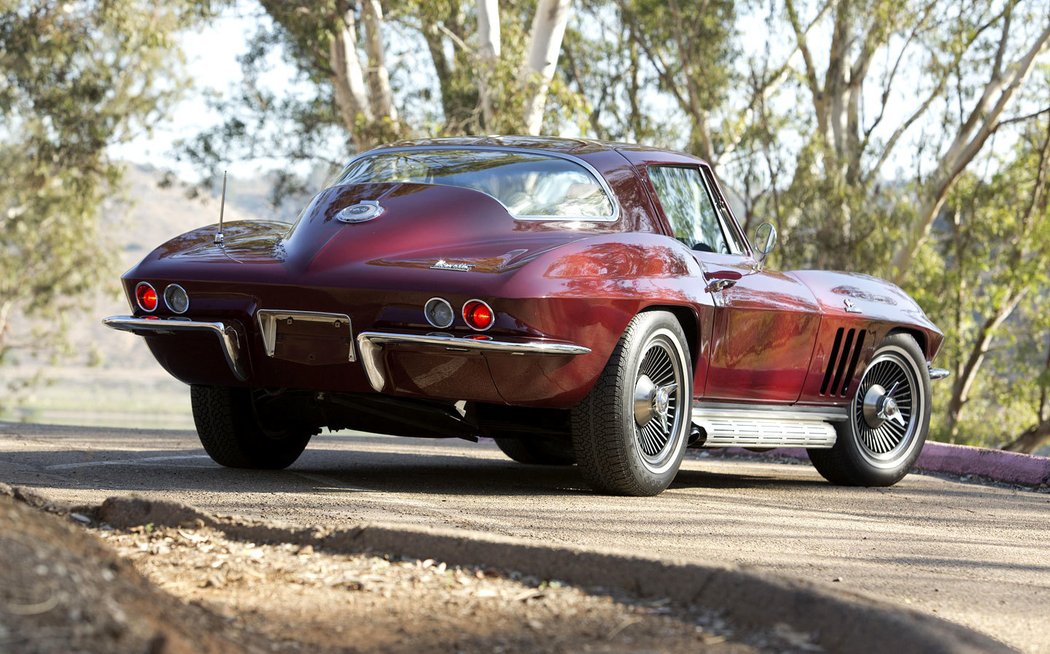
[102,315,247,382]
[356,331,591,392]
[691,402,849,450]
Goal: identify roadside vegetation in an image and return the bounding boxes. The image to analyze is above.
[1,0,1048,450]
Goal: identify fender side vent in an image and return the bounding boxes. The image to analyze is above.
[820,328,867,397]
[830,329,856,395]
[819,328,845,395]
[840,330,866,396]
[818,329,869,396]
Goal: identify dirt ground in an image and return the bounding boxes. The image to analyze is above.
[0,491,820,653]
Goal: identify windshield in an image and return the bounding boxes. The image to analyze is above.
[333,149,615,219]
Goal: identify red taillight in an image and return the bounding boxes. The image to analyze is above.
[462,299,494,331]
[135,282,158,313]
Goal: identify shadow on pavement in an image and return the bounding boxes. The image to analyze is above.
[0,438,829,498]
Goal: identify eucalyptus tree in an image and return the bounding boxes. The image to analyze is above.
[914,116,1050,449]
[724,0,1050,274]
[0,1,218,377]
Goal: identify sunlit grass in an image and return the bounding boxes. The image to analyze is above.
[1,366,193,430]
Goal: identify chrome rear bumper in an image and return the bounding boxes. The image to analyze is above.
[356,331,591,392]
[102,315,247,381]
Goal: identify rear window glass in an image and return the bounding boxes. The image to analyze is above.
[333,149,615,219]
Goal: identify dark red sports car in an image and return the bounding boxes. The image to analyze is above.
[105,136,948,496]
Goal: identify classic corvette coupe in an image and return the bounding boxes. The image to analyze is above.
[105,136,948,496]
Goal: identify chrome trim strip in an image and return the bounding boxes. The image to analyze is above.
[928,365,950,381]
[255,309,354,361]
[692,401,849,423]
[102,315,247,381]
[356,331,591,392]
[337,145,621,222]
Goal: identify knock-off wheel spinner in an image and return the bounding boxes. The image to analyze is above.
[862,382,906,429]
[632,336,683,466]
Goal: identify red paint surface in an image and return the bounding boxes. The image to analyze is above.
[121,137,943,410]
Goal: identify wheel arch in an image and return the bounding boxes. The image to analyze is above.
[639,304,700,371]
[886,327,928,359]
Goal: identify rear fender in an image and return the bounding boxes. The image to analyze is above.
[495,233,712,402]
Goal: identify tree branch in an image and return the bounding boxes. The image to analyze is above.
[889,19,1050,282]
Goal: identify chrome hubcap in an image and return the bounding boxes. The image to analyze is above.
[853,349,921,463]
[634,375,676,432]
[633,335,683,468]
[862,383,907,429]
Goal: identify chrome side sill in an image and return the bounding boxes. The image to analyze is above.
[691,402,845,449]
[356,331,591,392]
[928,365,950,381]
[102,315,247,381]
[692,401,849,423]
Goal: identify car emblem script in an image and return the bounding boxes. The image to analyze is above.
[336,200,384,223]
[431,259,474,272]
[844,298,861,313]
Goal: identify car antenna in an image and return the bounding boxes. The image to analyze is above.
[214,170,227,246]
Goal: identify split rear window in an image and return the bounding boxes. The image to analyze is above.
[333,149,615,220]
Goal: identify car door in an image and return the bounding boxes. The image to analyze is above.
[646,164,820,403]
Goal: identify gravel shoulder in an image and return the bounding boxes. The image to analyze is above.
[1,424,1041,652]
[0,489,806,654]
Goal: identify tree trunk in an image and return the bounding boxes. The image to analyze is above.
[889,21,1050,283]
[361,0,396,123]
[521,0,573,135]
[1002,419,1050,454]
[329,7,374,150]
[476,0,500,129]
[943,290,1026,438]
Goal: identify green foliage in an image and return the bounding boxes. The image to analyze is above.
[919,117,1050,446]
[0,1,216,383]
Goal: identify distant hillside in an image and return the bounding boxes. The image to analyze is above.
[88,164,278,370]
[3,163,282,427]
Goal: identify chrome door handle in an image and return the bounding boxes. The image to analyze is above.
[705,278,737,293]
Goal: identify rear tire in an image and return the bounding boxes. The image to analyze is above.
[571,311,692,496]
[808,333,930,486]
[191,385,314,469]
[494,437,576,466]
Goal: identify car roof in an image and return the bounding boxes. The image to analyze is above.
[373,135,706,165]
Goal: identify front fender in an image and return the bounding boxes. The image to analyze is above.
[787,270,944,359]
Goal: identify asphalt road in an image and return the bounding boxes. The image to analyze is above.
[1,422,1047,653]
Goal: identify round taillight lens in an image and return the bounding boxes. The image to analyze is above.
[424,297,454,328]
[163,284,190,314]
[135,282,158,313]
[462,299,494,331]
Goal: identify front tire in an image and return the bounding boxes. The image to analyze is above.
[571,311,692,496]
[808,333,931,486]
[191,385,314,469]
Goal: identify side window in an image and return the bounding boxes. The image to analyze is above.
[647,166,731,254]
[700,166,746,254]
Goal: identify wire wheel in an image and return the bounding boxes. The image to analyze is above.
[632,331,685,473]
[571,311,692,496]
[852,346,922,466]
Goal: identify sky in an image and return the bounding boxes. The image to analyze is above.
[108,6,296,181]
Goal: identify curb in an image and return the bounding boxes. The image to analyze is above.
[703,442,1050,487]
[91,495,1010,654]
